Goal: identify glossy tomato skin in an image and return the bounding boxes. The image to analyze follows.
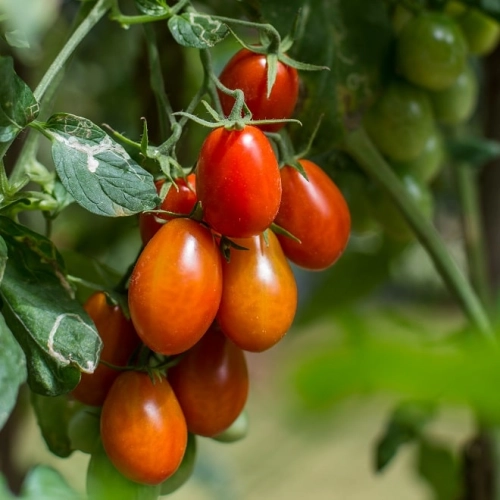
[218,49,299,132]
[168,323,249,437]
[196,126,281,238]
[100,371,187,485]
[139,174,197,245]
[217,231,297,352]
[129,218,222,355]
[72,292,141,407]
[274,160,351,271]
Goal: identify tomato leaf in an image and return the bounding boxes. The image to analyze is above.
[20,465,83,500]
[168,14,229,49]
[31,394,81,458]
[39,113,159,217]
[0,313,26,431]
[0,217,102,396]
[135,0,170,16]
[447,136,500,168]
[0,475,15,499]
[0,56,39,142]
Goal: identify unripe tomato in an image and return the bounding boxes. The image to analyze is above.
[196,125,281,238]
[68,406,101,454]
[71,292,141,407]
[160,433,197,495]
[87,441,160,499]
[217,232,297,352]
[457,7,500,55]
[168,323,249,437]
[212,409,249,443]
[100,371,187,485]
[218,49,299,132]
[139,174,197,245]
[396,12,467,91]
[364,80,434,163]
[429,63,478,126]
[274,160,351,271]
[129,218,222,355]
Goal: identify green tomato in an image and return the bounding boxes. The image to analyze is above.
[87,441,161,500]
[68,406,101,455]
[458,7,500,55]
[391,4,413,34]
[160,433,197,496]
[212,409,249,443]
[369,175,434,241]
[391,128,446,184]
[430,62,478,125]
[397,12,467,91]
[364,80,434,163]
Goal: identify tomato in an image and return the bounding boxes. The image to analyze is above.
[396,12,467,91]
[212,409,249,443]
[139,174,197,245]
[364,80,434,162]
[87,441,161,499]
[71,292,141,407]
[160,433,197,495]
[430,62,478,126]
[457,6,500,55]
[68,406,101,454]
[217,231,297,352]
[391,128,445,184]
[218,49,299,132]
[129,218,222,355]
[196,125,281,237]
[168,323,249,437]
[100,371,187,485]
[274,160,351,270]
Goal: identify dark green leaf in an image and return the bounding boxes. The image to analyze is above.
[0,56,39,142]
[461,0,500,22]
[135,0,170,16]
[0,217,102,396]
[31,394,81,458]
[41,113,159,217]
[0,313,26,430]
[0,235,6,283]
[447,136,500,167]
[168,14,229,49]
[21,465,83,500]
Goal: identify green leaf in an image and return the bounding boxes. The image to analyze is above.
[417,438,462,500]
[40,113,159,217]
[168,13,229,49]
[21,465,83,500]
[0,474,15,499]
[0,56,39,142]
[4,29,30,48]
[0,217,102,396]
[0,313,26,430]
[447,136,500,167]
[135,0,170,16]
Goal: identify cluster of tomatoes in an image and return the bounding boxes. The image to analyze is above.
[360,1,499,239]
[69,46,351,496]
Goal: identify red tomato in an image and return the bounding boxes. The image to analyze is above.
[100,371,187,485]
[168,323,249,437]
[128,218,223,355]
[139,174,197,245]
[274,160,351,270]
[218,49,299,132]
[196,126,281,238]
[217,231,297,352]
[71,292,141,407]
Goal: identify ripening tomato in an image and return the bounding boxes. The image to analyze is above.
[274,160,351,270]
[100,371,187,485]
[217,231,297,352]
[218,49,299,132]
[168,323,249,437]
[196,125,281,238]
[71,292,141,407]
[128,218,222,355]
[139,174,197,245]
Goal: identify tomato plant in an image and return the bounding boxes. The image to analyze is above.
[217,231,297,352]
[100,371,187,485]
[196,125,281,238]
[218,48,299,132]
[274,159,351,270]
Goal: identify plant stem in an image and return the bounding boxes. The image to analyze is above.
[343,127,494,341]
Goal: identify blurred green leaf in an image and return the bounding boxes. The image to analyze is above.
[135,0,170,16]
[0,56,38,142]
[447,136,500,167]
[461,0,500,22]
[40,113,159,217]
[4,29,30,48]
[168,14,229,49]
[0,474,15,499]
[417,438,462,500]
[21,465,83,500]
[0,217,102,396]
